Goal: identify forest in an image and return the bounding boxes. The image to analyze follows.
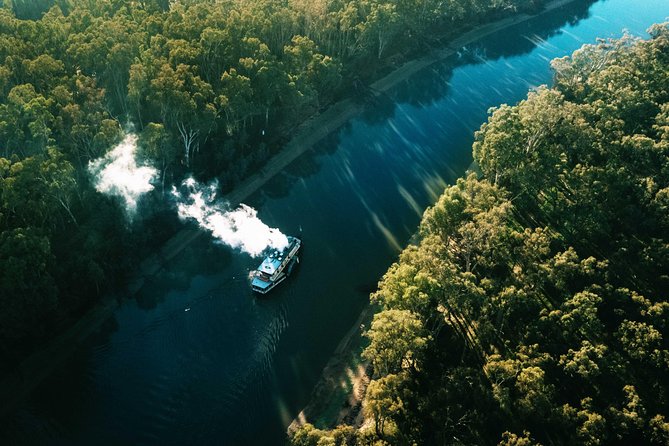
[290,23,669,446]
[0,0,548,360]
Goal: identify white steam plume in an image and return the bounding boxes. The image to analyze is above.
[173,177,289,257]
[88,134,158,217]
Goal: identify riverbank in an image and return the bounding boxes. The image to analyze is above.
[0,0,579,420]
[287,304,376,435]
[284,0,581,435]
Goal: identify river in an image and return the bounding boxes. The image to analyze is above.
[2,0,668,444]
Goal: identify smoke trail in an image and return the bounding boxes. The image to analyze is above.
[173,177,289,257]
[88,134,158,218]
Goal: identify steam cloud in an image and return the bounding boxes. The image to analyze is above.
[89,134,289,256]
[173,177,289,257]
[88,134,158,217]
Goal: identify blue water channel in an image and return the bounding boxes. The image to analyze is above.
[2,0,669,444]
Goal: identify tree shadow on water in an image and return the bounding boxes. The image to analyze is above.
[135,240,233,310]
[388,0,598,110]
[466,0,597,59]
[391,61,457,109]
[358,93,398,126]
[253,130,344,204]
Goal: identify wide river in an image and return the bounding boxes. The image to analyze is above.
[2,0,669,444]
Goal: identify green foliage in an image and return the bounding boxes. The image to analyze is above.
[498,430,542,446]
[290,423,358,446]
[0,148,76,230]
[363,309,428,376]
[363,373,408,440]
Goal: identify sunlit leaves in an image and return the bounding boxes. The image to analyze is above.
[363,309,428,376]
[363,373,408,438]
[617,320,666,366]
[559,340,607,379]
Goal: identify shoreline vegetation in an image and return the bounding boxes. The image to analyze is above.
[1,0,577,421]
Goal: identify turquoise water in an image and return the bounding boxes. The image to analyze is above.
[2,1,668,444]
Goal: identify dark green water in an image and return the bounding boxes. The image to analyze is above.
[2,1,669,444]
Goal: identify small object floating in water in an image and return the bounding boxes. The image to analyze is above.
[185,308,191,312]
[249,236,301,294]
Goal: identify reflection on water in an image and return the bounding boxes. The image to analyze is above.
[384,1,598,112]
[463,0,597,62]
[2,0,669,444]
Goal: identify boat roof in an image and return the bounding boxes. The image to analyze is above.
[257,237,299,275]
[259,253,283,275]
